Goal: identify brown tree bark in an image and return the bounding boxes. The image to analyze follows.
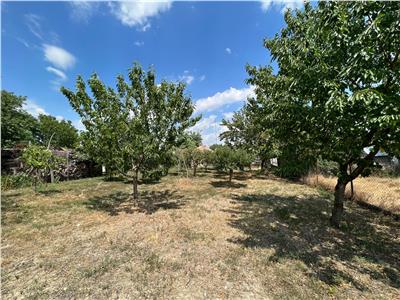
[132,168,139,200]
[330,178,348,228]
[229,169,233,182]
[193,164,197,177]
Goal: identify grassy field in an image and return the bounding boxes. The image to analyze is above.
[304,174,400,214]
[2,170,399,299]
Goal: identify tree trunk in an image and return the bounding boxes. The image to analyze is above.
[229,169,233,182]
[330,179,347,228]
[193,164,197,177]
[50,169,54,183]
[132,169,139,200]
[261,159,265,170]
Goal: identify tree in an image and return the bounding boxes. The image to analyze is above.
[201,149,214,172]
[220,100,279,171]
[246,2,400,227]
[1,90,40,147]
[61,63,199,199]
[38,114,79,148]
[21,145,61,190]
[181,131,202,148]
[213,146,253,182]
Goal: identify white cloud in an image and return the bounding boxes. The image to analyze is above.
[223,112,234,121]
[109,1,172,29]
[55,115,64,121]
[25,14,43,40]
[69,2,99,23]
[225,47,232,54]
[138,23,151,32]
[43,44,76,70]
[134,40,145,47]
[260,0,304,14]
[46,66,67,81]
[23,99,48,118]
[190,115,227,146]
[199,75,206,81]
[194,86,255,113]
[179,70,194,85]
[72,119,86,131]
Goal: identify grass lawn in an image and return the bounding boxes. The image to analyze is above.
[2,170,399,299]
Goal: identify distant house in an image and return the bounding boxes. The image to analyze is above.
[362,149,399,170]
[374,151,399,170]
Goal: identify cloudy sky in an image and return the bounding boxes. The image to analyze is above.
[2,1,304,145]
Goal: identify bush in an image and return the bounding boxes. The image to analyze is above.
[274,147,315,179]
[316,159,339,176]
[1,173,34,190]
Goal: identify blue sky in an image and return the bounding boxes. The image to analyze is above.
[2,1,303,145]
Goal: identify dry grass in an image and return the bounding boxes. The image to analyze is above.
[304,174,400,214]
[2,170,399,299]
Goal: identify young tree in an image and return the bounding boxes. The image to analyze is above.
[201,150,214,172]
[220,101,279,171]
[246,2,400,227]
[21,145,61,190]
[38,114,79,148]
[1,90,40,147]
[61,63,199,199]
[213,146,253,182]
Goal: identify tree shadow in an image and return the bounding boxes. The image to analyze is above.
[226,193,400,290]
[36,189,63,196]
[210,181,247,189]
[85,189,185,216]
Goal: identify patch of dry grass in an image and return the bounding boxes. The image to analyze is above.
[304,174,400,214]
[2,171,399,299]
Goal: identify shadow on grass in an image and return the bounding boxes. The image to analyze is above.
[36,189,63,196]
[213,170,271,182]
[85,189,185,215]
[226,193,400,290]
[210,181,247,189]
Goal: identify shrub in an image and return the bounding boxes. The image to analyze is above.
[1,173,33,190]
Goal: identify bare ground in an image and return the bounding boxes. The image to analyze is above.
[2,170,399,299]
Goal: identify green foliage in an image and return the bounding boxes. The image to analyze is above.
[220,101,278,166]
[1,173,34,191]
[270,144,316,179]
[21,145,61,171]
[246,1,400,179]
[316,159,340,177]
[245,2,400,225]
[38,114,79,148]
[201,150,215,171]
[213,146,254,174]
[1,90,40,147]
[61,63,199,197]
[180,131,202,148]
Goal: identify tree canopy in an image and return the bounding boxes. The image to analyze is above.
[61,63,199,199]
[243,2,400,226]
[1,90,40,148]
[38,115,79,148]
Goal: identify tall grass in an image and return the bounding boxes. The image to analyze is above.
[303,174,400,214]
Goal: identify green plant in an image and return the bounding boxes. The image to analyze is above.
[61,63,199,199]
[246,2,400,227]
[1,173,34,190]
[21,145,62,190]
